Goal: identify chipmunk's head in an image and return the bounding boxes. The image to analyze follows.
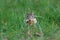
[26,13,37,25]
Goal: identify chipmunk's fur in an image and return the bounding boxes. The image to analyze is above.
[26,13,37,25]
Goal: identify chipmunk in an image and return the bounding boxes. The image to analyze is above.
[25,12,41,37]
[26,12,37,25]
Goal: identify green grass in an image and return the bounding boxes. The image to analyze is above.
[0,0,60,40]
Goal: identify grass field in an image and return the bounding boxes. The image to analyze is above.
[0,0,60,40]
